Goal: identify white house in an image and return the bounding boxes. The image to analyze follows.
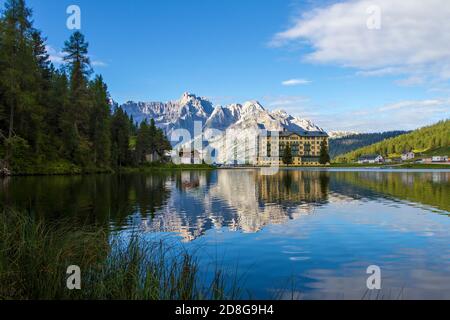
[432,156,449,163]
[401,152,415,161]
[358,154,385,164]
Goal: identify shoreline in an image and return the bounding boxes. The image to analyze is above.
[219,163,450,170]
[1,164,216,177]
[2,163,450,177]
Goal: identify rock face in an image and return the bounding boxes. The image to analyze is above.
[121,92,327,164]
[122,92,214,141]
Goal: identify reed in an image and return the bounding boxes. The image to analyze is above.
[0,209,239,300]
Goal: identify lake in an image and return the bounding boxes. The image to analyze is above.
[1,168,449,299]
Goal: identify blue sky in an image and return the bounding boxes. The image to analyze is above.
[12,0,450,132]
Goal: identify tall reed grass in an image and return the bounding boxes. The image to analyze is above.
[0,209,239,300]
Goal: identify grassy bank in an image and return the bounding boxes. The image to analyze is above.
[329,163,386,168]
[6,159,114,176]
[0,209,238,300]
[120,163,216,173]
[4,162,215,177]
[393,163,450,169]
[329,163,449,169]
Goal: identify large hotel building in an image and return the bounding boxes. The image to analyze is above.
[256,130,329,166]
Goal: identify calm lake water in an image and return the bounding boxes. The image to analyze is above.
[1,168,449,299]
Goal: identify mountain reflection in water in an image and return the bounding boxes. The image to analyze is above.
[2,169,450,299]
[1,169,448,242]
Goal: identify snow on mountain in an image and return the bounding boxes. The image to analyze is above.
[328,131,359,139]
[120,92,327,164]
[204,102,326,164]
[121,92,214,139]
[204,104,242,131]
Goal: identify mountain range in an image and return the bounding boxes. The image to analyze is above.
[121,93,327,163]
[119,93,440,163]
[121,93,326,142]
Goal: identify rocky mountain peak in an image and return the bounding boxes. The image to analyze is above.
[121,92,326,148]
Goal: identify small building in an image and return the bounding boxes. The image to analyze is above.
[144,150,171,163]
[401,152,415,161]
[357,154,384,164]
[432,156,449,163]
[179,149,202,165]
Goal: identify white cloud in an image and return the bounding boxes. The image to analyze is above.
[316,99,450,132]
[272,0,450,81]
[92,60,108,67]
[262,95,322,119]
[281,79,311,86]
[356,67,403,77]
[377,99,448,112]
[45,45,107,67]
[394,76,424,87]
[264,95,309,109]
[261,93,449,132]
[46,45,64,64]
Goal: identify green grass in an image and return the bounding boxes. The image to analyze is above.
[329,163,449,169]
[0,209,239,300]
[394,163,450,169]
[329,163,384,168]
[7,159,213,176]
[416,146,450,157]
[7,159,113,176]
[381,146,450,160]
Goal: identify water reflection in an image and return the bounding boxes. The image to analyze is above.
[1,169,450,299]
[1,169,448,241]
[139,170,331,240]
[329,170,450,213]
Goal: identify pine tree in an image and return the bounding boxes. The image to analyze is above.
[31,30,52,82]
[148,118,157,154]
[0,0,45,166]
[89,75,111,166]
[45,70,68,155]
[154,125,171,157]
[0,0,179,173]
[282,144,293,165]
[319,140,330,165]
[63,31,91,90]
[62,31,92,163]
[135,120,149,164]
[111,107,131,167]
[134,118,171,165]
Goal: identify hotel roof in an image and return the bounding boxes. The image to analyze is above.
[264,130,329,138]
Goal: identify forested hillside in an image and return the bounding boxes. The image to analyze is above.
[329,131,408,158]
[0,0,170,174]
[334,120,450,163]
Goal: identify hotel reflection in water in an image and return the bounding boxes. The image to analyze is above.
[140,170,330,241]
